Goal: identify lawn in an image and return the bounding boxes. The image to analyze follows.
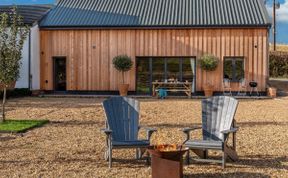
[0,97,287,177]
[0,120,48,133]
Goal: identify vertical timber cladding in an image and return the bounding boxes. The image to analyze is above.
[40,28,269,92]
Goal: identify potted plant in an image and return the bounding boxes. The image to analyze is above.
[199,54,219,97]
[112,55,133,96]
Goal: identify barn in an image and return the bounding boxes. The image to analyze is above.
[39,0,271,95]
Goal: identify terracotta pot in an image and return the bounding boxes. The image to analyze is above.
[267,87,277,98]
[203,85,214,97]
[118,84,129,96]
[0,81,16,91]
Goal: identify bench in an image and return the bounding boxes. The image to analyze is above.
[152,82,193,98]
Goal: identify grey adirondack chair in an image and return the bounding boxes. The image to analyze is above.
[101,97,157,168]
[182,96,239,168]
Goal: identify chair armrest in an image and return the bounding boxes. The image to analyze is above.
[221,128,238,134]
[181,126,202,133]
[141,127,157,132]
[181,126,202,143]
[101,129,112,135]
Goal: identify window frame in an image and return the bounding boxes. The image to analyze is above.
[135,57,196,94]
[223,56,245,82]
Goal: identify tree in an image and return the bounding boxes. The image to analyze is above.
[0,9,29,122]
[112,55,133,84]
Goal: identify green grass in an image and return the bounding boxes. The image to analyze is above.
[0,120,49,133]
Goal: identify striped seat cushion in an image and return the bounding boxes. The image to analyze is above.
[185,140,223,150]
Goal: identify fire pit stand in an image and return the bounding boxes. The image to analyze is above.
[148,145,189,178]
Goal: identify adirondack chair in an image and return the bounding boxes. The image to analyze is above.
[223,78,232,96]
[101,97,157,168]
[182,96,239,168]
[237,78,247,96]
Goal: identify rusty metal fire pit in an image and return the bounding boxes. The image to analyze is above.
[148,145,189,178]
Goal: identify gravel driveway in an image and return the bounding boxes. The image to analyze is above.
[0,97,287,178]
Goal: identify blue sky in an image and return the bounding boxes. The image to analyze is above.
[1,0,287,44]
[266,0,288,44]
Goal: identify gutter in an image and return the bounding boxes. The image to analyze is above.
[39,24,272,30]
[28,30,31,90]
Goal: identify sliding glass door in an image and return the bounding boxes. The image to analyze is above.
[166,58,180,81]
[136,57,196,95]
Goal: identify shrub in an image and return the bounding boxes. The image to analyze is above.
[269,51,288,78]
[0,88,31,99]
[199,54,219,71]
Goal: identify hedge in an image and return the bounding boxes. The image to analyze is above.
[269,51,288,78]
[0,88,31,98]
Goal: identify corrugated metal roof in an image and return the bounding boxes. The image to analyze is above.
[39,0,271,28]
[0,5,52,25]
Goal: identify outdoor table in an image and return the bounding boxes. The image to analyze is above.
[152,81,193,98]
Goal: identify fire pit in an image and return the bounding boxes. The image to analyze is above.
[148,144,189,178]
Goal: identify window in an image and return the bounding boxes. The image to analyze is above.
[224,57,245,82]
[136,57,196,94]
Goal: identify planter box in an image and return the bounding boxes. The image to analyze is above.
[267,87,277,98]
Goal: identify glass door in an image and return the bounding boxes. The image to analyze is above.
[152,58,165,82]
[53,57,67,91]
[166,58,180,82]
[136,57,196,95]
[182,58,196,92]
[136,58,150,94]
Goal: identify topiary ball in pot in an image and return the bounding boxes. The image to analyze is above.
[199,54,219,71]
[199,54,219,97]
[112,55,133,96]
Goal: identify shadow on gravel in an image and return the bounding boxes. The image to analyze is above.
[49,120,104,127]
[235,155,288,170]
[185,172,270,178]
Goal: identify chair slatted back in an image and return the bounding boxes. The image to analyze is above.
[202,96,238,141]
[103,97,139,141]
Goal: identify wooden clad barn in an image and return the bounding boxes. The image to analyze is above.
[39,0,271,95]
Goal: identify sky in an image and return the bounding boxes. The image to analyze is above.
[266,0,288,44]
[1,0,287,44]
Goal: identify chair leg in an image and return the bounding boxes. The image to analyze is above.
[203,150,208,159]
[222,150,226,169]
[108,137,112,168]
[146,151,151,165]
[109,148,112,168]
[104,150,109,161]
[136,148,142,159]
[186,150,190,165]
